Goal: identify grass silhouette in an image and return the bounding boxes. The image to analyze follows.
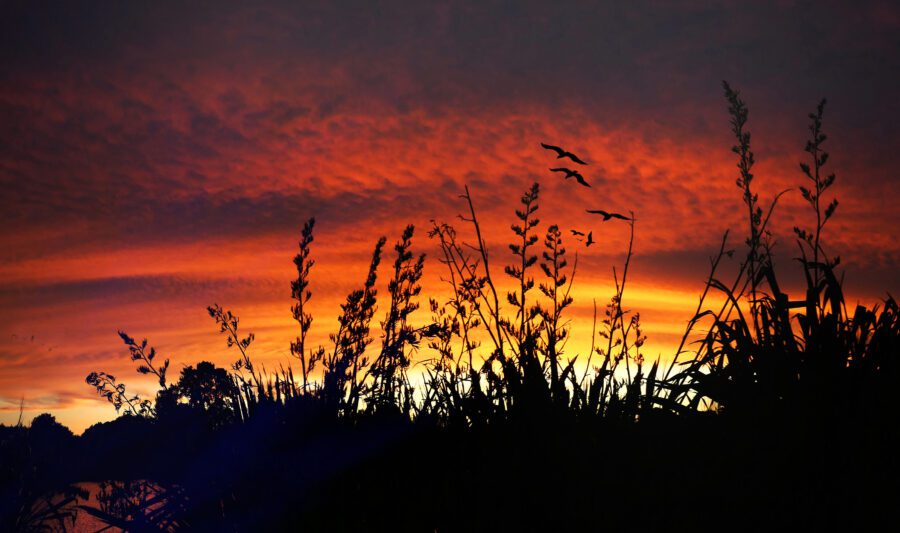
[2,83,898,531]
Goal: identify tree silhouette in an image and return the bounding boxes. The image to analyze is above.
[158,362,239,428]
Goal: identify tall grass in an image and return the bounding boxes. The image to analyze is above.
[83,82,899,428]
[65,84,900,530]
[659,85,899,422]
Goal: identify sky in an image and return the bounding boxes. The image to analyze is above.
[1,0,898,433]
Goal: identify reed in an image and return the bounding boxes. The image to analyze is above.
[58,84,899,530]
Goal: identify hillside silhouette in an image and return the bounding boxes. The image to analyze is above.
[2,84,898,531]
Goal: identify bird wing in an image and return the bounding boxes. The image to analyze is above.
[549,167,569,173]
[565,152,588,165]
[541,142,564,155]
[586,209,609,216]
[610,213,630,220]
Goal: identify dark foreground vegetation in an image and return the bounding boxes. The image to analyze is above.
[3,85,898,531]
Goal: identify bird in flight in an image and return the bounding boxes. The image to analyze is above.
[586,209,631,221]
[586,231,595,247]
[550,167,590,187]
[541,143,588,165]
[570,229,585,237]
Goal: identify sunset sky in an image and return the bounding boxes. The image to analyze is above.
[2,1,898,433]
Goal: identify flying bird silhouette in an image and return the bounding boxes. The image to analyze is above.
[541,143,588,165]
[586,209,631,221]
[570,229,585,237]
[586,231,594,247]
[550,167,590,187]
